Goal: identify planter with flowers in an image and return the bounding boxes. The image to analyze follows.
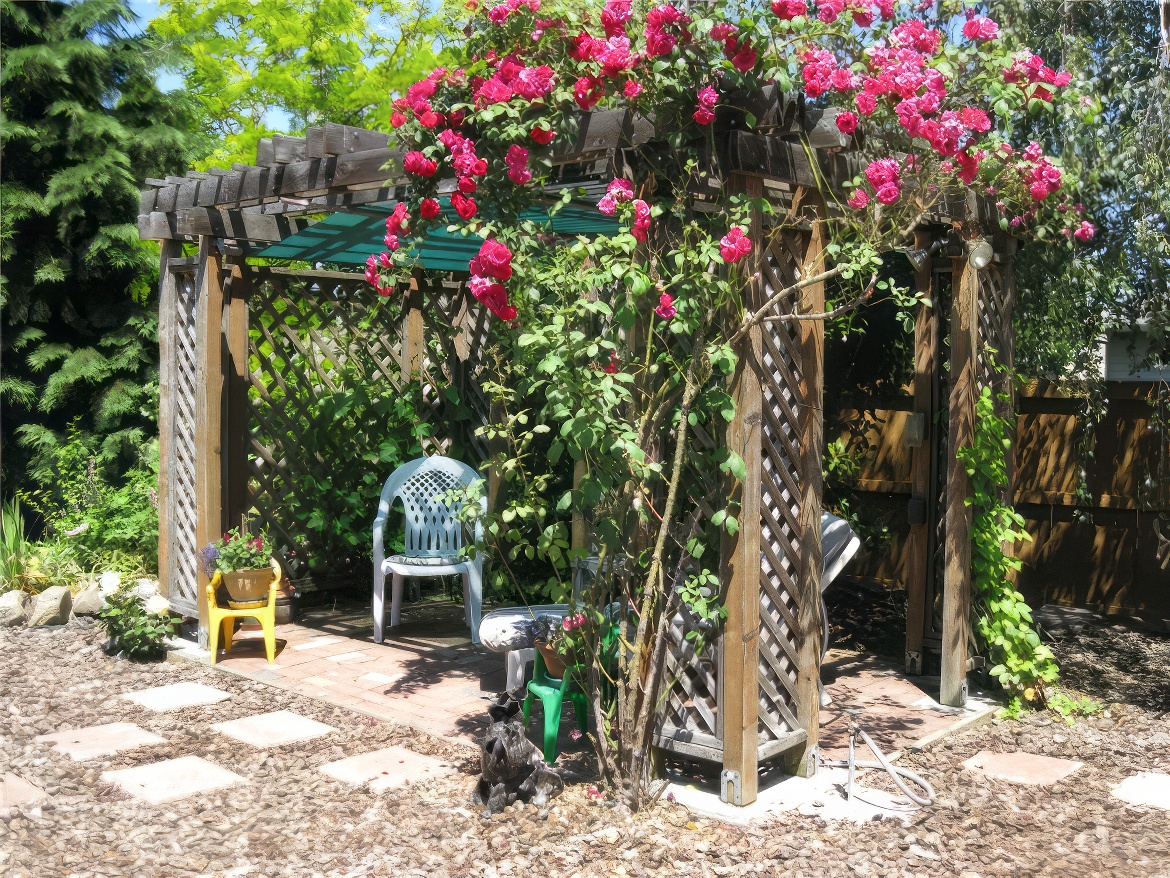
[201,527,277,608]
[533,611,590,679]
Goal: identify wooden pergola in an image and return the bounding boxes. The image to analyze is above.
[140,103,1017,806]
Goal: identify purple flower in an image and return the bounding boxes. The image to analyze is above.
[199,544,220,577]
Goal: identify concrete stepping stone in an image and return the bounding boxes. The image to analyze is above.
[102,755,246,804]
[326,651,369,662]
[1,773,48,808]
[212,710,337,747]
[36,722,167,761]
[1111,772,1170,810]
[359,672,404,685]
[123,682,232,712]
[318,745,453,792]
[291,636,345,650]
[962,750,1083,785]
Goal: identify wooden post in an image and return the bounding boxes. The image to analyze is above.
[404,270,426,377]
[941,254,977,706]
[156,240,182,602]
[785,216,826,778]
[223,260,251,533]
[194,238,226,647]
[720,174,764,805]
[903,230,935,674]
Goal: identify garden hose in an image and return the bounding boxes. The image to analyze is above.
[820,714,935,809]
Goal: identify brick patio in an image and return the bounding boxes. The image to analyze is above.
[197,596,992,761]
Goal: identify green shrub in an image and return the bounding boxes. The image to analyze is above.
[20,424,159,573]
[0,499,37,593]
[97,587,176,660]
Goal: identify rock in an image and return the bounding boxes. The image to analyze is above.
[71,584,104,616]
[0,590,29,627]
[26,586,73,627]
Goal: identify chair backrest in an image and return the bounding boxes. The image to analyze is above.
[376,456,482,558]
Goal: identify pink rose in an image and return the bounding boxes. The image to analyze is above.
[719,226,752,263]
[835,111,858,134]
[530,124,555,145]
[962,17,999,41]
[403,151,437,177]
[847,189,869,209]
[419,198,440,220]
[771,0,807,19]
[451,192,478,219]
[469,239,514,280]
[1072,221,1095,242]
[624,80,642,98]
[655,293,676,320]
[875,182,900,204]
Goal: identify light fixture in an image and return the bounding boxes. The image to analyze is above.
[903,248,929,271]
[968,239,994,270]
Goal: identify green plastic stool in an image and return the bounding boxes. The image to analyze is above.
[522,651,588,763]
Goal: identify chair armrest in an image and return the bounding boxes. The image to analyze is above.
[206,572,222,606]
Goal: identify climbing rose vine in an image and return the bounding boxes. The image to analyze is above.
[363,0,1097,808]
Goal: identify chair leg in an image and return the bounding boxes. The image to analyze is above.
[221,618,235,654]
[522,690,532,725]
[390,573,404,629]
[261,613,276,664]
[373,566,386,644]
[207,614,220,665]
[542,694,563,763]
[570,690,588,732]
[465,562,483,645]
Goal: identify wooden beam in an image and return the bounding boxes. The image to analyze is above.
[156,240,182,604]
[785,211,826,779]
[322,122,390,156]
[223,260,251,534]
[904,229,935,674]
[194,238,226,648]
[720,174,764,806]
[942,256,977,706]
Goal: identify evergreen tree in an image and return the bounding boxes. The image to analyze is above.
[0,0,199,518]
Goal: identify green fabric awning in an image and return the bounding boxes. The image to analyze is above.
[258,200,615,271]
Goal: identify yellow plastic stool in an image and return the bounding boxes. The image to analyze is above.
[206,559,282,664]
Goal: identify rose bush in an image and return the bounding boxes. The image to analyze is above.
[360,0,1096,806]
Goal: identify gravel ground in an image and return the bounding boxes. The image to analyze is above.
[3,621,1169,878]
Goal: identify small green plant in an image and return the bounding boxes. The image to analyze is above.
[1047,689,1102,724]
[957,378,1059,699]
[0,499,36,593]
[203,526,274,574]
[97,587,177,660]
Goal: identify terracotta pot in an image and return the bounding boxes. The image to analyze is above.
[535,639,569,679]
[221,568,273,608]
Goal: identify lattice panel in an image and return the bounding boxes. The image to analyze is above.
[658,410,723,747]
[245,271,412,578]
[755,231,807,743]
[975,265,1013,398]
[419,277,492,461]
[167,268,200,618]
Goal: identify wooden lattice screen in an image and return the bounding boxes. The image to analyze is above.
[243,269,412,578]
[158,254,201,618]
[654,226,816,773]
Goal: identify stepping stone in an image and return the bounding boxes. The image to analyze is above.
[102,756,246,804]
[36,722,167,761]
[1111,772,1170,811]
[962,750,1083,786]
[291,636,345,650]
[212,710,337,748]
[303,676,338,687]
[123,682,232,712]
[318,745,453,792]
[359,672,403,685]
[1,773,47,808]
[326,651,369,662]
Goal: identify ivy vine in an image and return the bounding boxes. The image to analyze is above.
[957,379,1059,703]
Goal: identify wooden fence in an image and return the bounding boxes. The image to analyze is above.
[831,377,1170,629]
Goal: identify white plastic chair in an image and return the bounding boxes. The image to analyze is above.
[372,456,486,644]
[819,511,862,707]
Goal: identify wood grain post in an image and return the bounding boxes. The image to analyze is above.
[223,260,251,533]
[903,229,935,674]
[941,254,977,707]
[156,240,182,602]
[720,174,764,805]
[194,238,226,647]
[404,269,426,377]
[785,216,826,779]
